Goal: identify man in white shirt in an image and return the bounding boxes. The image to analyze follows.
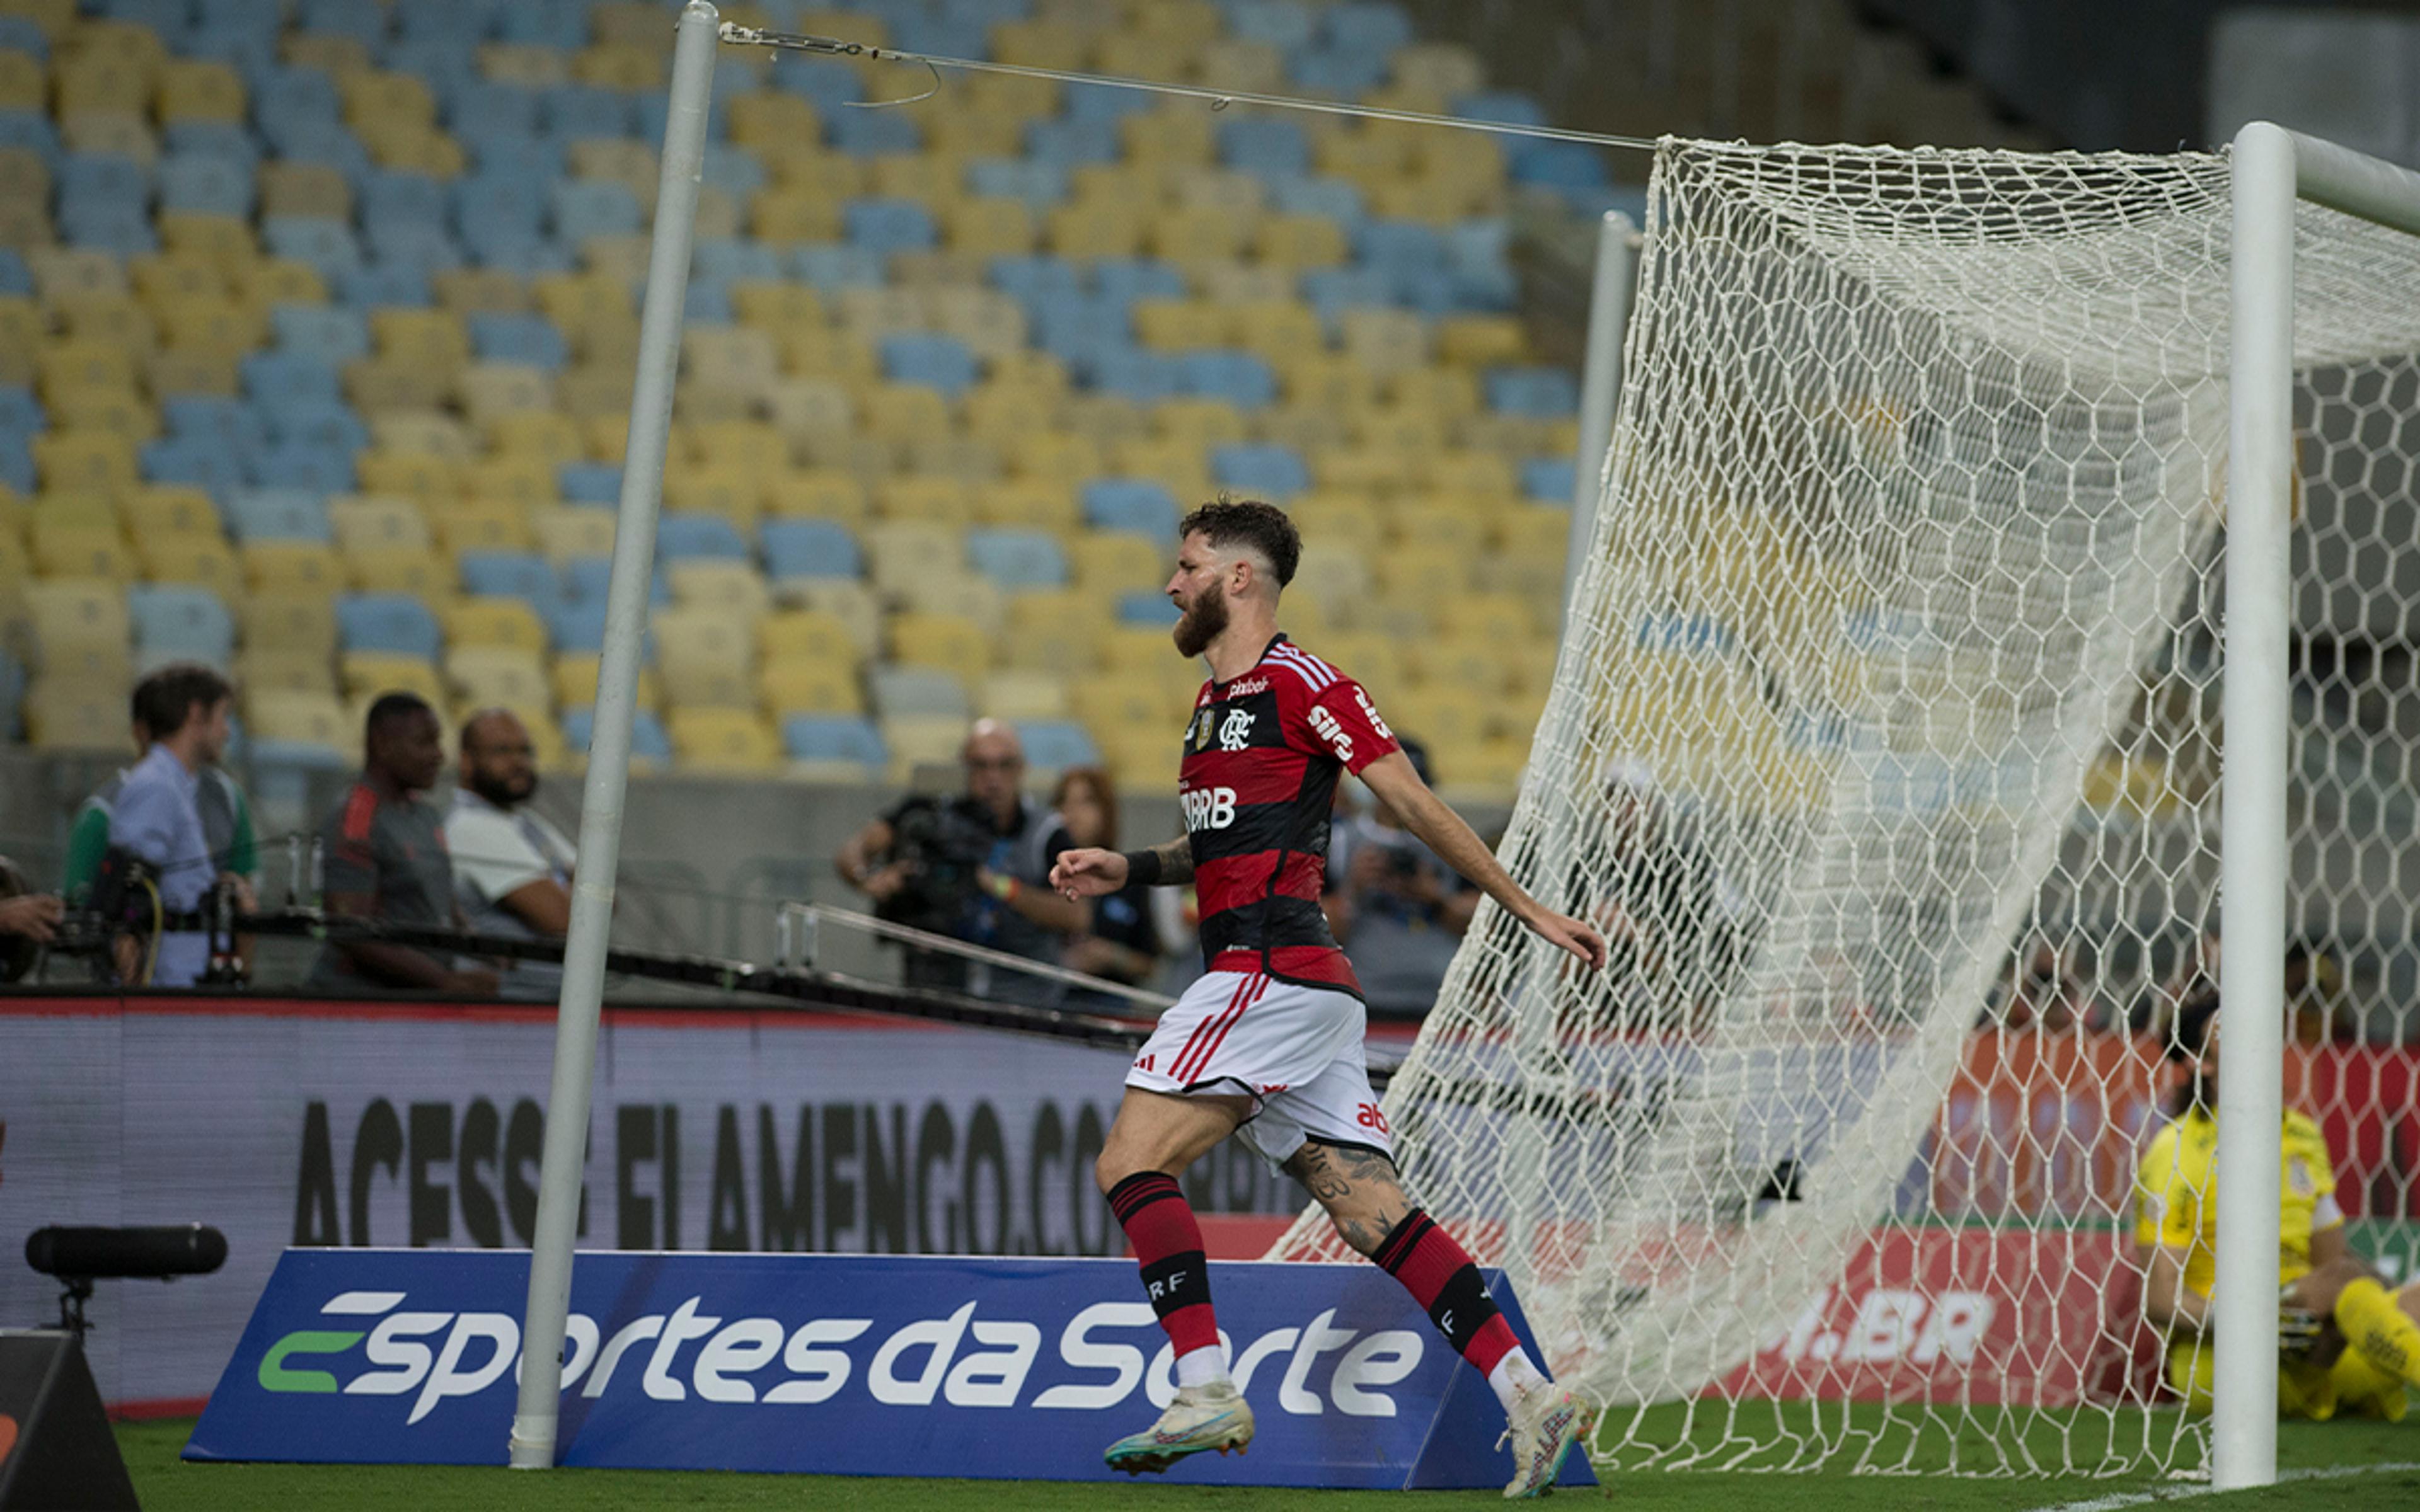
[443,708,577,999]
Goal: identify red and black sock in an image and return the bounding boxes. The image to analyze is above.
[1107,1171,1221,1359]
[1373,1208,1521,1377]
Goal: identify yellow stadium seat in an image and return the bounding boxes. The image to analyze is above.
[663,465,769,530]
[1109,437,1211,500]
[241,592,338,658]
[683,327,781,400]
[54,290,155,348]
[0,48,41,110]
[1388,367,1485,423]
[242,541,344,598]
[551,653,660,715]
[534,272,633,332]
[1313,445,1414,498]
[729,90,819,148]
[858,383,954,447]
[1403,637,1514,696]
[346,358,451,415]
[1383,684,1492,754]
[1122,108,1214,167]
[30,518,133,580]
[1063,394,1151,448]
[556,362,635,421]
[1276,352,1380,415]
[972,479,1080,535]
[1374,543,1475,604]
[1288,492,1386,555]
[764,375,854,451]
[1289,541,1373,610]
[943,196,1037,258]
[434,266,532,318]
[901,435,1002,486]
[24,678,130,751]
[239,648,337,698]
[873,476,973,526]
[371,306,468,367]
[787,579,882,655]
[890,571,1001,633]
[775,326,879,386]
[0,299,37,382]
[679,418,789,472]
[372,412,478,459]
[580,414,630,464]
[867,152,962,210]
[366,125,465,179]
[1005,430,1105,489]
[347,546,454,602]
[442,597,545,655]
[446,645,551,716]
[154,57,246,122]
[135,531,241,598]
[1392,502,1487,556]
[484,410,584,468]
[976,669,1071,722]
[960,388,1059,454]
[154,293,263,353]
[575,40,665,92]
[118,484,216,538]
[1047,202,1145,260]
[43,385,155,440]
[1436,315,1528,369]
[245,687,350,756]
[1222,302,1320,369]
[1068,532,1166,597]
[1095,31,1199,83]
[428,501,536,556]
[342,651,446,705]
[730,280,824,333]
[28,430,133,495]
[357,450,461,504]
[257,161,352,220]
[1148,205,1253,272]
[37,335,137,396]
[764,468,868,524]
[1132,298,1228,353]
[130,251,225,308]
[1254,212,1350,272]
[926,285,1027,362]
[26,572,127,659]
[1340,309,1432,376]
[457,363,555,426]
[1153,398,1250,452]
[758,607,858,667]
[227,255,323,313]
[760,658,863,716]
[667,560,771,624]
[476,41,568,87]
[340,69,435,131]
[863,519,962,594]
[142,345,238,399]
[887,611,990,686]
[534,507,617,565]
[655,606,756,707]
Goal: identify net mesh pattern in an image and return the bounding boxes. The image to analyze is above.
[1272,139,2420,1476]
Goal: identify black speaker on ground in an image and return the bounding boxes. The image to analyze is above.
[0,1331,138,1510]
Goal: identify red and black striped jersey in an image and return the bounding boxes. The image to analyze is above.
[1179,634,1400,997]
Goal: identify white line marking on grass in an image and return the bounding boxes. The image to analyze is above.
[2024,1460,2420,1512]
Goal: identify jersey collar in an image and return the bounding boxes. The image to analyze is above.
[1213,634,1289,695]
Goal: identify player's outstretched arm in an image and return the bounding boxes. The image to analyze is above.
[1052,837,1195,900]
[1359,751,1607,971]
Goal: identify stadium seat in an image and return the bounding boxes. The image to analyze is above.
[780,713,885,779]
[761,517,862,583]
[337,592,444,659]
[760,656,863,716]
[668,707,781,773]
[870,665,971,721]
[656,512,751,562]
[127,582,236,667]
[655,605,754,708]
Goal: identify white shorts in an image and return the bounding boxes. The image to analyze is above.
[1125,970,1394,1176]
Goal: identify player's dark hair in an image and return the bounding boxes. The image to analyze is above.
[364,690,435,742]
[2167,984,2221,1116]
[130,663,233,740]
[1178,496,1299,588]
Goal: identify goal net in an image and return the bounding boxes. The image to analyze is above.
[1276,139,2420,1475]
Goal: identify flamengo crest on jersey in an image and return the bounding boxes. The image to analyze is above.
[1179,634,1399,997]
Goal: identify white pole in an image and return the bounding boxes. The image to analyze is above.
[2215,118,2295,1493]
[509,0,720,1470]
[1562,211,1638,623]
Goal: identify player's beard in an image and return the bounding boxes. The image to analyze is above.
[1173,587,1227,658]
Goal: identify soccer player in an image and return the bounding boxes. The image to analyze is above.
[2135,985,2419,1421]
[1051,500,1610,1498]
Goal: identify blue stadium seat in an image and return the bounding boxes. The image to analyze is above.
[1064,83,1153,125]
[243,350,343,406]
[782,714,886,772]
[468,312,569,370]
[335,260,432,309]
[544,84,636,142]
[1092,258,1186,306]
[1218,118,1311,177]
[1087,348,1182,402]
[789,244,886,293]
[773,57,864,112]
[558,463,622,505]
[250,441,357,493]
[381,38,478,98]
[828,109,921,157]
[163,120,260,170]
[60,205,158,257]
[761,518,862,581]
[263,215,365,282]
[1213,443,1310,500]
[0,14,47,56]
[163,396,259,444]
[459,551,564,614]
[463,132,566,186]
[184,27,277,85]
[966,158,1066,211]
[495,0,588,49]
[59,150,150,203]
[1018,719,1100,772]
[886,11,991,59]
[1359,218,1451,276]
[683,281,735,325]
[989,253,1085,306]
[1266,173,1364,229]
[1487,366,1580,418]
[698,144,767,198]
[360,169,448,228]
[141,436,247,499]
[1083,479,1179,542]
[844,197,938,255]
[966,529,1066,592]
[1510,141,1611,191]
[475,237,576,277]
[1227,0,1318,50]
[0,384,41,437]
[396,0,502,40]
[0,248,29,297]
[1115,590,1177,626]
[259,396,369,455]
[1289,49,1389,96]
[447,80,541,139]
[127,584,236,665]
[226,487,333,544]
[297,0,387,48]
[364,220,464,273]
[566,706,673,764]
[1032,292,1131,371]
[1454,90,1550,129]
[1522,457,1577,503]
[881,332,979,399]
[452,172,548,239]
[0,445,28,495]
[338,593,445,658]
[1178,350,1277,410]
[692,238,781,288]
[551,180,643,243]
[157,153,255,217]
[1023,118,1119,168]
[560,558,671,606]
[1302,266,1395,324]
[657,512,751,561]
[1323,1,1415,54]
[0,111,59,168]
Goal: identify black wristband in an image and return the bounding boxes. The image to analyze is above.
[1120,849,1164,887]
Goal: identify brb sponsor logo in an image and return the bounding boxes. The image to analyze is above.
[251,1286,1429,1427]
[1182,786,1238,832]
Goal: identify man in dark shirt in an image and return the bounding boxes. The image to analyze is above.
[834,719,1088,1002]
[308,693,498,996]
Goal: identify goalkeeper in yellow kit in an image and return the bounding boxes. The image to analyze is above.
[2135,987,2420,1420]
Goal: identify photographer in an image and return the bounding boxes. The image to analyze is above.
[834,720,1088,1004]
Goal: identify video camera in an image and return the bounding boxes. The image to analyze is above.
[875,797,998,935]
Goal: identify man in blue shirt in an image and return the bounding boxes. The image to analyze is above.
[107,663,252,987]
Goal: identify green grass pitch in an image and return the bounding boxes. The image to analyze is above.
[115,1406,2420,1510]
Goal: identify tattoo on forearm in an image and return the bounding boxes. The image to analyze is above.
[1151,837,1196,886]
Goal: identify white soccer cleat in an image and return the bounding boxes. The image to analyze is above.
[1500,1382,1589,1499]
[1102,1382,1255,1475]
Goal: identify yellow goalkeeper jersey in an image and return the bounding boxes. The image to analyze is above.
[2133,1105,2342,1298]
